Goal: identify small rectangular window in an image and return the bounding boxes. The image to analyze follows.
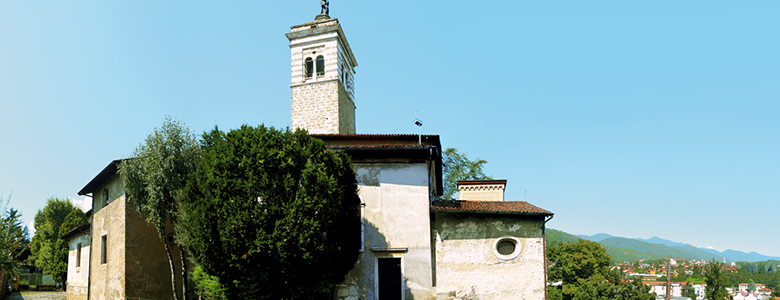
[76,243,82,267]
[103,188,110,207]
[101,235,107,264]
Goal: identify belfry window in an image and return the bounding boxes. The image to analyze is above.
[305,57,314,78]
[316,56,325,76]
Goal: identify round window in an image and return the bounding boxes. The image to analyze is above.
[497,240,516,255]
[493,237,522,260]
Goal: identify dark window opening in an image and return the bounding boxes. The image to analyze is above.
[103,188,109,207]
[305,58,314,78]
[76,243,82,267]
[497,240,516,256]
[101,235,107,264]
[316,56,325,76]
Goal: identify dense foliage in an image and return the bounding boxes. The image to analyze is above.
[547,240,654,300]
[704,260,729,300]
[192,265,227,300]
[180,125,361,299]
[120,116,200,300]
[30,197,80,284]
[0,194,30,275]
[681,282,696,299]
[442,148,491,199]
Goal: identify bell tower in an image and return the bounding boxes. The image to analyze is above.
[286,10,358,134]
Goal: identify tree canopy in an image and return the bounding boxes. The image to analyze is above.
[442,148,492,199]
[547,240,654,300]
[30,197,80,283]
[0,194,29,275]
[704,260,729,300]
[682,282,696,300]
[120,115,200,300]
[180,125,361,299]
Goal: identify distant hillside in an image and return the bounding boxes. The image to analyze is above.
[547,228,581,246]
[638,236,688,248]
[576,233,614,242]
[549,229,780,263]
[721,250,780,263]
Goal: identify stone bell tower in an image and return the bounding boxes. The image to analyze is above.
[286,10,358,134]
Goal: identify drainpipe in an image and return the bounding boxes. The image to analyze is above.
[84,193,93,300]
[543,214,554,300]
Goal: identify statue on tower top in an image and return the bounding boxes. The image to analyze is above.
[320,0,329,15]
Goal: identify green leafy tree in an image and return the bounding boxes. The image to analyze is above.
[442,148,492,199]
[705,260,729,300]
[682,282,696,300]
[692,266,703,278]
[53,209,88,284]
[180,125,361,299]
[748,279,756,292]
[548,240,611,285]
[120,116,200,300]
[192,266,227,300]
[30,197,79,283]
[0,194,30,275]
[547,240,653,300]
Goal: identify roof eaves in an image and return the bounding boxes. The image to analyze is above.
[78,159,122,196]
[60,223,91,240]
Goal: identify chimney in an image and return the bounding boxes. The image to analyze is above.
[456,180,507,201]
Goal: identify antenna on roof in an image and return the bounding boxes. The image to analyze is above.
[414,118,423,145]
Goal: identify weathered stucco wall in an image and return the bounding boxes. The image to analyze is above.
[90,175,127,300]
[67,233,90,300]
[337,162,436,300]
[434,214,546,300]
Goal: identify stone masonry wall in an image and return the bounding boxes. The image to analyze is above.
[90,177,127,300]
[125,199,188,300]
[338,81,356,133]
[292,80,355,134]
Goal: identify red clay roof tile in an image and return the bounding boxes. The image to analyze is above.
[431,200,552,216]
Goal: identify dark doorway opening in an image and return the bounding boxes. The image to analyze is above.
[378,258,402,300]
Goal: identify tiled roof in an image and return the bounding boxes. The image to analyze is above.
[60,223,91,240]
[431,200,552,216]
[310,134,441,149]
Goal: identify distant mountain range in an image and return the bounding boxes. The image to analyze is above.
[547,229,780,263]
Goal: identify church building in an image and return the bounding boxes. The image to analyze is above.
[286,9,554,300]
[63,5,553,300]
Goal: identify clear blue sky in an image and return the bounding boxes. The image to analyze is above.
[1,1,778,256]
